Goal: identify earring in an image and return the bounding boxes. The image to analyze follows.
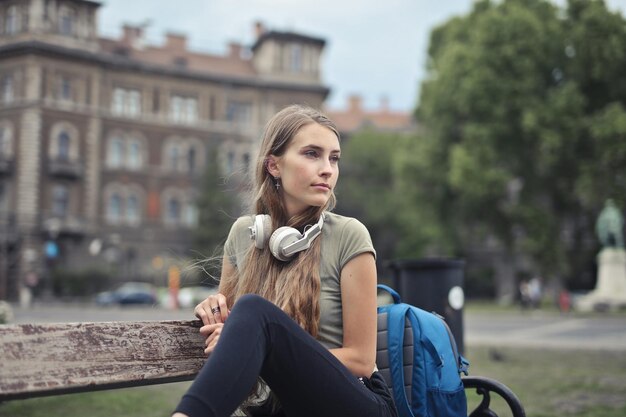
[274,176,281,190]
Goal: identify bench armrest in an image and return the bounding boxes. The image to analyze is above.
[463,376,526,417]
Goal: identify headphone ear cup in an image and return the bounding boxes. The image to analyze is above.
[253,214,272,249]
[269,226,302,262]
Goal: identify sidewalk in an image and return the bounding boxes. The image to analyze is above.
[465,309,626,351]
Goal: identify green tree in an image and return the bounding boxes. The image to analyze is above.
[335,130,410,274]
[400,0,626,299]
[192,150,241,281]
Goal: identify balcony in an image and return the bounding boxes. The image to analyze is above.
[41,214,87,238]
[0,156,13,176]
[48,158,83,179]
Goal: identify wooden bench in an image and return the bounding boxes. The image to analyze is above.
[0,319,525,416]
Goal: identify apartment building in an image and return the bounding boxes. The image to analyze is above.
[0,0,329,300]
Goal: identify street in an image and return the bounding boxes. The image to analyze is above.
[7,303,626,351]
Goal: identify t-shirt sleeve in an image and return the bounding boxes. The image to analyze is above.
[224,216,253,269]
[338,218,376,269]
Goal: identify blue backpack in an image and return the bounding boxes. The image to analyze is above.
[376,284,469,417]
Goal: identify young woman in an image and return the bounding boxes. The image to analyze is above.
[173,105,397,417]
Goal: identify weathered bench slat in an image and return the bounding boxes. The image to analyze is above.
[0,320,205,400]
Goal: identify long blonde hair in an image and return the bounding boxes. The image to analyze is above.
[220,105,340,337]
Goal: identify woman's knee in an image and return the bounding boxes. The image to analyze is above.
[233,293,277,315]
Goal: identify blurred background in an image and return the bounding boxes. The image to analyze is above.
[1,0,624,309]
[1,1,626,416]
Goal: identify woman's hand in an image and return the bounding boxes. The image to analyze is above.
[194,292,230,325]
[200,323,224,355]
[194,293,230,355]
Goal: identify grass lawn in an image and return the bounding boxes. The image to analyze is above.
[2,346,625,417]
[465,346,626,417]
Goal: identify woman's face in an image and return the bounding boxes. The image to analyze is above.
[268,123,340,218]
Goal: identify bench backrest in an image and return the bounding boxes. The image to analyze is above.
[1,316,401,401]
[0,320,205,400]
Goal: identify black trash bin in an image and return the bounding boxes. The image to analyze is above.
[388,258,466,354]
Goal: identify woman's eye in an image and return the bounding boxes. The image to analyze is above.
[304,150,318,158]
[330,155,341,163]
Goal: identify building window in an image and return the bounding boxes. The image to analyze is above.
[56,131,71,161]
[127,140,142,170]
[166,197,180,223]
[0,125,12,157]
[59,76,72,101]
[5,6,19,35]
[184,204,198,227]
[290,44,302,72]
[107,193,122,224]
[107,137,124,168]
[170,95,198,124]
[104,185,144,226]
[59,7,75,36]
[226,101,252,126]
[168,144,180,172]
[1,75,14,103]
[127,90,141,116]
[126,194,140,224]
[51,185,69,217]
[227,151,235,174]
[112,88,141,117]
[242,153,250,173]
[187,147,196,173]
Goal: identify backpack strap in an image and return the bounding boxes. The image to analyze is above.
[388,303,415,417]
[377,284,402,304]
[406,308,445,414]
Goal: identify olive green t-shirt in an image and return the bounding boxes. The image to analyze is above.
[223,211,376,349]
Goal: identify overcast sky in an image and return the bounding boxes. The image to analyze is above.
[98,0,626,112]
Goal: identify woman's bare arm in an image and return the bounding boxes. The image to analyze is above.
[329,252,378,377]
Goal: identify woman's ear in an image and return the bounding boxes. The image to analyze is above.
[266,155,281,177]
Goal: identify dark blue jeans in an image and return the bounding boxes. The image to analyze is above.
[174,294,397,417]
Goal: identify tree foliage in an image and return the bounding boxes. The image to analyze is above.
[335,130,408,271]
[192,150,241,279]
[398,0,626,294]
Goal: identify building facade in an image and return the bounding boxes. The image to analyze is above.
[325,95,416,138]
[0,0,329,300]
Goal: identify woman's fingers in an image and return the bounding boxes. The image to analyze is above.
[199,323,222,337]
[203,323,223,355]
[194,293,229,325]
[215,293,230,322]
[194,299,213,325]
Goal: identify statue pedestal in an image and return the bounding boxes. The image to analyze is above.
[577,248,626,312]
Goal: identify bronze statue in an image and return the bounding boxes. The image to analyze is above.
[596,199,624,248]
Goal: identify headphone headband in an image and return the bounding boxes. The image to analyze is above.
[248,213,325,261]
[281,213,325,258]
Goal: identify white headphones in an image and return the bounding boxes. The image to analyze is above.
[248,213,325,262]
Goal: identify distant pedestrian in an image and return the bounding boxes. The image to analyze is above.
[558,289,571,315]
[519,279,531,310]
[528,276,542,309]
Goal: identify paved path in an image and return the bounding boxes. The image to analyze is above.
[7,303,626,351]
[465,310,626,351]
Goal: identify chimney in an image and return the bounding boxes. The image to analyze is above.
[122,24,144,49]
[165,32,187,52]
[254,21,266,39]
[229,42,242,59]
[348,95,363,113]
[379,96,389,112]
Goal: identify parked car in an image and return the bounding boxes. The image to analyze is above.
[95,282,158,306]
[177,286,217,308]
